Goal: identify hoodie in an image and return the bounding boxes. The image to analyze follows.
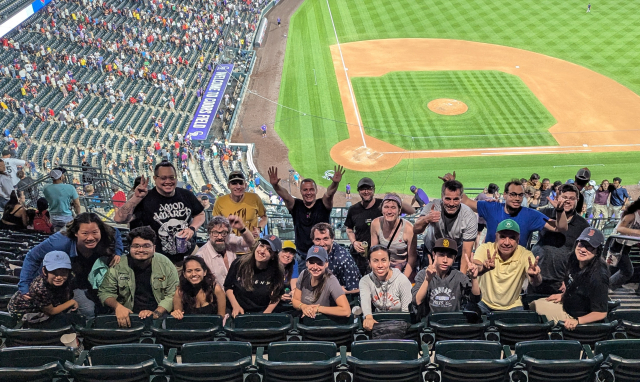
[359,268,412,317]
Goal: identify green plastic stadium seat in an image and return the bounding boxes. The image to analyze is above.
[296,314,359,348]
[164,341,253,382]
[433,340,516,382]
[594,339,640,382]
[609,309,640,339]
[256,341,342,382]
[224,314,293,350]
[347,339,428,382]
[151,315,223,354]
[0,346,75,382]
[488,311,554,346]
[0,311,17,328]
[65,343,166,382]
[558,320,618,345]
[0,283,18,311]
[511,340,602,382]
[0,325,73,347]
[425,312,489,347]
[79,315,146,349]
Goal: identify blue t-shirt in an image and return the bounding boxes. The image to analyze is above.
[477,201,548,246]
[43,183,78,216]
[610,187,628,207]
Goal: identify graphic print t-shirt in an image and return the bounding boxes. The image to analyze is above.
[131,188,204,263]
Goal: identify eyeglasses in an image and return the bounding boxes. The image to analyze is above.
[229,180,244,186]
[210,230,229,237]
[156,176,176,181]
[507,192,525,199]
[131,244,153,249]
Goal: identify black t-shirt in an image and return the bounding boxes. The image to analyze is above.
[289,198,331,254]
[344,199,383,253]
[562,262,609,319]
[132,262,156,313]
[131,187,204,263]
[71,252,101,290]
[224,258,280,313]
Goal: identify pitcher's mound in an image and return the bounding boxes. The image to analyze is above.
[428,99,468,115]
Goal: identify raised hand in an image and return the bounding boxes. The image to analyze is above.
[426,203,441,223]
[438,171,456,182]
[331,165,345,183]
[527,256,541,277]
[547,196,560,209]
[228,214,245,231]
[425,254,437,282]
[483,248,496,272]
[267,166,280,186]
[465,252,478,279]
[134,175,149,199]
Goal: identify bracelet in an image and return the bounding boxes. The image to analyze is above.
[298,302,304,310]
[188,226,196,233]
[239,227,247,234]
[576,317,580,325]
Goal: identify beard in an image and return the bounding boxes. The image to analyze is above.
[213,242,226,253]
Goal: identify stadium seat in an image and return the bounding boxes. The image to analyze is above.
[296,314,359,348]
[256,341,343,382]
[511,340,603,382]
[0,283,18,311]
[0,325,73,347]
[609,309,640,339]
[423,312,489,348]
[151,315,223,354]
[65,343,166,382]
[487,311,554,346]
[432,340,516,382]
[347,339,428,382]
[78,315,146,349]
[594,339,640,382]
[0,346,75,382]
[557,320,618,345]
[164,341,254,382]
[224,313,293,350]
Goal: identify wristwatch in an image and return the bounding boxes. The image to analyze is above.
[188,226,196,233]
[239,227,247,234]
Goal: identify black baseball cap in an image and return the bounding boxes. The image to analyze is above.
[228,171,245,182]
[259,235,282,252]
[357,177,375,189]
[575,168,591,182]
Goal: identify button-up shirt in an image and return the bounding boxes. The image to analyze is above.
[196,234,249,288]
[328,242,361,291]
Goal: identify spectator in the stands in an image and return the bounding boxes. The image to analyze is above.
[0,190,28,230]
[533,228,609,328]
[311,222,361,293]
[99,226,179,328]
[224,235,284,317]
[196,216,255,287]
[359,246,413,331]
[0,159,13,208]
[473,220,542,314]
[33,197,53,234]
[475,183,500,235]
[2,149,27,186]
[111,185,126,211]
[20,212,124,319]
[410,185,429,208]
[608,199,640,290]
[582,180,597,218]
[171,255,226,318]
[268,165,345,273]
[592,180,611,221]
[609,177,629,219]
[213,171,267,240]
[527,173,541,190]
[43,168,81,232]
[279,241,299,303]
[113,161,205,266]
[292,245,351,318]
[16,169,38,207]
[538,178,552,208]
[528,184,590,295]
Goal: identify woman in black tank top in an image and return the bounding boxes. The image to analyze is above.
[171,256,226,318]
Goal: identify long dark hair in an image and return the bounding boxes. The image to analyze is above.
[565,241,609,295]
[281,251,295,285]
[64,213,117,263]
[300,266,333,303]
[42,268,73,301]
[179,256,217,314]
[621,199,640,219]
[238,240,284,303]
[4,190,20,212]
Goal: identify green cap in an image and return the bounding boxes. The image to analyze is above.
[497,219,520,234]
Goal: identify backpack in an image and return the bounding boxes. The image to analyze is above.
[33,211,53,233]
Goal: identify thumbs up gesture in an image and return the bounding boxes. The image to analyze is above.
[425,203,441,223]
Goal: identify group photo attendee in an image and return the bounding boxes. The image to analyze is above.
[472,220,542,314]
[99,226,179,328]
[359,246,413,331]
[113,162,205,266]
[279,240,299,302]
[370,193,418,280]
[224,236,284,317]
[196,215,255,287]
[19,213,123,319]
[292,245,351,318]
[608,199,640,290]
[213,171,267,240]
[412,238,481,317]
[311,222,361,294]
[171,255,226,318]
[532,228,609,329]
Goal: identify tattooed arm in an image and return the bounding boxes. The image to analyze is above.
[114,175,149,223]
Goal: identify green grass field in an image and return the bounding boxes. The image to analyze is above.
[351,71,557,150]
[275,0,640,196]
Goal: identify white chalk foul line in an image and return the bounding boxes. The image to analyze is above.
[380,143,640,155]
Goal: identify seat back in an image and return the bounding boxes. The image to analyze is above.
[0,311,17,328]
[0,346,75,367]
[297,314,358,347]
[435,340,504,360]
[604,354,640,382]
[490,311,553,345]
[515,340,582,361]
[610,310,640,338]
[89,343,164,366]
[164,315,223,330]
[595,339,640,360]
[1,326,73,347]
[371,312,413,324]
[80,317,146,349]
[520,354,603,382]
[267,341,337,362]
[231,313,290,329]
[225,314,293,349]
[180,341,252,363]
[92,314,148,329]
[350,339,418,361]
[488,311,543,325]
[561,321,617,345]
[428,312,489,341]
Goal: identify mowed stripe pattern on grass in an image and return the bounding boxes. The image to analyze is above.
[276,0,640,195]
[351,71,557,150]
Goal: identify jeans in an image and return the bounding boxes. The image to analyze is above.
[50,214,74,232]
[0,196,7,209]
[296,249,307,274]
[610,245,634,290]
[478,300,525,315]
[73,289,96,319]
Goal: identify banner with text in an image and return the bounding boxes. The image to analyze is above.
[186,63,234,140]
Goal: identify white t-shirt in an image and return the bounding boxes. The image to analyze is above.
[2,157,26,185]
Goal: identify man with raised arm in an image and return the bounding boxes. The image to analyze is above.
[268,165,345,273]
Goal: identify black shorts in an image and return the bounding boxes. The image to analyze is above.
[477,223,486,233]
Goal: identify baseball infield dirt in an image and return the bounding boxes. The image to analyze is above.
[427,99,468,116]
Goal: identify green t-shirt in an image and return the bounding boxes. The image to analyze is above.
[43,183,78,216]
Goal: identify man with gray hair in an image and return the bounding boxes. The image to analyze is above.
[195,215,255,287]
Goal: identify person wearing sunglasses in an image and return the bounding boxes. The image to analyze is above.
[114,161,205,266]
[213,171,267,243]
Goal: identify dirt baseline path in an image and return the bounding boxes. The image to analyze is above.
[329,39,640,172]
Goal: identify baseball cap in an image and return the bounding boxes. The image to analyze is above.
[228,171,245,182]
[575,167,591,182]
[588,180,597,187]
[576,227,605,248]
[259,235,282,252]
[433,238,458,255]
[497,219,520,234]
[49,169,63,180]
[43,251,72,271]
[306,245,328,263]
[201,185,209,192]
[357,177,375,189]
[567,179,575,184]
[282,240,296,251]
[410,185,417,192]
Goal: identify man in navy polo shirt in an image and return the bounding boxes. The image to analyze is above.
[609,177,629,219]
